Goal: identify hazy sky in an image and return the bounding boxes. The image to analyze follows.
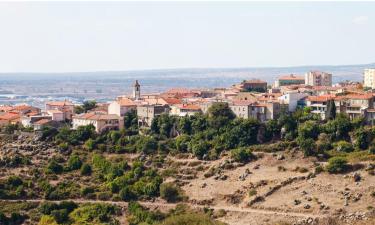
[0,1,374,73]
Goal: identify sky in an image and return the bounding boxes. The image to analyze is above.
[0,1,374,73]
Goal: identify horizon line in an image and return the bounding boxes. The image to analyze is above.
[0,62,374,75]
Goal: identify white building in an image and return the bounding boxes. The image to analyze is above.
[278,92,308,112]
[170,104,202,116]
[108,98,136,117]
[72,112,124,133]
[305,71,332,86]
[364,68,375,89]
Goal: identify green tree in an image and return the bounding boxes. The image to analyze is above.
[298,120,320,140]
[82,100,97,112]
[207,102,235,129]
[297,137,317,157]
[178,116,192,134]
[136,136,158,154]
[191,141,210,159]
[353,128,371,150]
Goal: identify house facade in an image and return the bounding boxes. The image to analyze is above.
[72,112,124,133]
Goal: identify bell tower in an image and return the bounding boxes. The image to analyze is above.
[133,80,141,100]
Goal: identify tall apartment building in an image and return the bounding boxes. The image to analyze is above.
[305,71,332,86]
[364,69,375,89]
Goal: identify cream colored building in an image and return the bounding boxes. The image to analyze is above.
[364,69,375,89]
[108,98,136,117]
[305,71,332,86]
[72,112,124,133]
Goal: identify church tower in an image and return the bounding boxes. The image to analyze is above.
[133,80,141,100]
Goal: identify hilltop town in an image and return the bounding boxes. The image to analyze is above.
[1,69,375,131]
[0,69,374,225]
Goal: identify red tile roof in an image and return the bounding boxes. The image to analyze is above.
[117,98,136,107]
[33,119,51,125]
[307,95,335,102]
[73,113,120,121]
[46,100,74,106]
[162,97,183,105]
[0,112,20,120]
[178,104,201,110]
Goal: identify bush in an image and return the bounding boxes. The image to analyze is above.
[80,164,92,176]
[326,157,349,174]
[191,141,210,159]
[69,203,118,224]
[67,155,82,171]
[160,183,182,203]
[84,139,95,151]
[297,137,317,157]
[334,141,354,153]
[136,136,158,154]
[45,160,63,174]
[160,212,225,225]
[38,215,58,225]
[231,148,255,163]
[119,187,135,201]
[175,135,190,152]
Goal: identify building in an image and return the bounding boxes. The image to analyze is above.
[21,115,52,128]
[234,79,267,92]
[45,100,74,121]
[133,80,141,100]
[364,69,375,89]
[137,105,170,127]
[0,112,20,127]
[335,94,374,120]
[230,100,280,122]
[274,74,305,87]
[305,71,332,86]
[278,92,309,112]
[306,95,335,119]
[108,98,136,117]
[170,104,202,116]
[72,112,124,133]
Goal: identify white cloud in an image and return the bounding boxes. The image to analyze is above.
[352,16,369,25]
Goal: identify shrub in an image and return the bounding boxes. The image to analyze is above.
[297,137,317,157]
[136,136,158,154]
[119,187,135,201]
[191,141,210,159]
[84,139,95,151]
[38,215,58,225]
[326,157,349,174]
[58,142,69,151]
[80,164,92,176]
[67,155,82,171]
[334,141,354,153]
[248,189,257,197]
[160,213,225,225]
[69,203,118,224]
[175,135,190,152]
[45,160,63,174]
[160,183,183,203]
[231,148,255,163]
